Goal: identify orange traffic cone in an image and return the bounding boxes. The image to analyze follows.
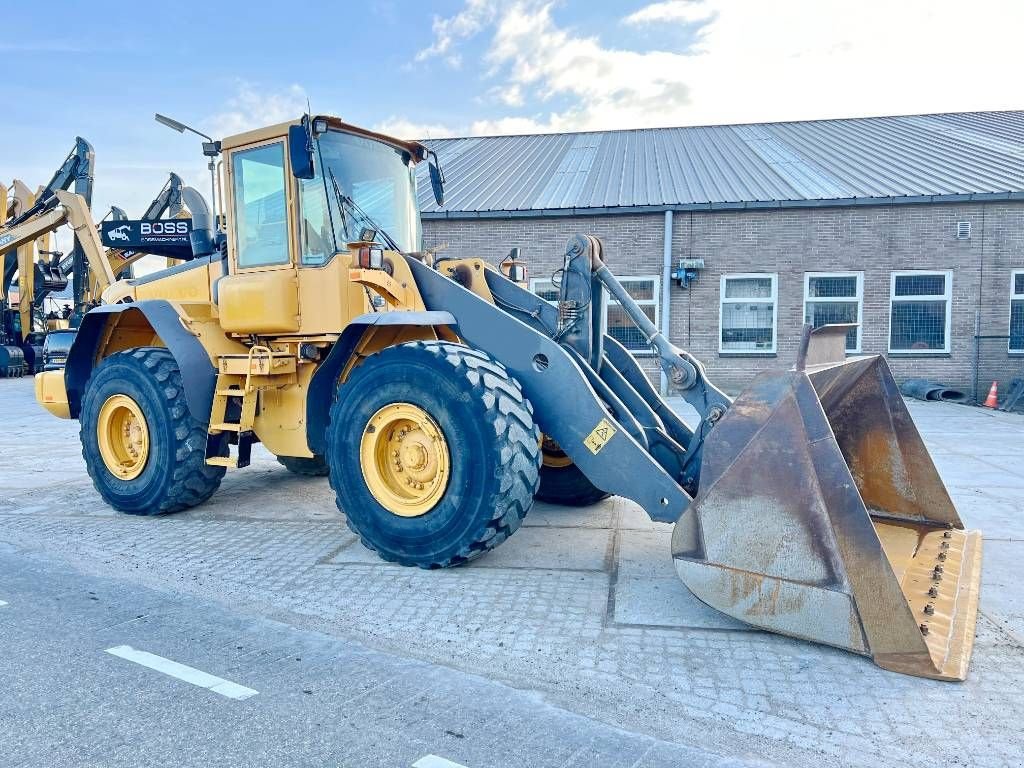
[984,381,999,408]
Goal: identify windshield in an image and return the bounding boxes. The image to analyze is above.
[298,130,422,265]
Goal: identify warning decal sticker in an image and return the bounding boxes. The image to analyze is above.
[583,418,616,455]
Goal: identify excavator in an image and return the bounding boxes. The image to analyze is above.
[1,155,196,374]
[33,114,982,681]
[2,138,95,374]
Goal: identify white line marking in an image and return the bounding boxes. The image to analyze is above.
[413,756,469,768]
[105,645,258,700]
[0,600,7,607]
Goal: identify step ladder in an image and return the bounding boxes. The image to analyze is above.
[205,345,295,469]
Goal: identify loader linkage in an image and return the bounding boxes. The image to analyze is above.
[409,233,983,681]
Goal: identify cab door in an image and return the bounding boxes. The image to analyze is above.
[218,139,300,334]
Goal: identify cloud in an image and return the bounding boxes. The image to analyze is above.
[373,117,457,140]
[414,0,1024,137]
[622,1,714,26]
[412,1,711,134]
[207,82,308,138]
[469,115,550,136]
[472,3,701,133]
[415,0,501,64]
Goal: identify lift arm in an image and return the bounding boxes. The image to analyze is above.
[0,191,113,302]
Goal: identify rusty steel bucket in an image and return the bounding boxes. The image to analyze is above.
[671,326,982,680]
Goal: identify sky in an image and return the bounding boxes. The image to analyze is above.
[3,0,1023,223]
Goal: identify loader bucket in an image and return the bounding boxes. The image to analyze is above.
[671,345,982,680]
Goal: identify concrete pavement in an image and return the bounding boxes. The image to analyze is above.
[0,546,755,768]
[1,377,1023,767]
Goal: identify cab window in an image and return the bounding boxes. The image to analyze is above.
[231,142,290,268]
[298,155,334,266]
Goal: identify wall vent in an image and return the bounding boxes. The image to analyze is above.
[956,221,972,239]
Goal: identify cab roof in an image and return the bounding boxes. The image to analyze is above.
[220,115,428,161]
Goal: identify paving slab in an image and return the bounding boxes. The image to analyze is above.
[614,576,752,630]
[617,529,676,579]
[614,532,759,630]
[980,539,1024,642]
[522,498,616,528]
[467,525,612,571]
[616,498,674,532]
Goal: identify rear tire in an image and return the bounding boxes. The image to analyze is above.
[536,436,611,506]
[277,455,330,477]
[80,347,225,515]
[327,341,540,568]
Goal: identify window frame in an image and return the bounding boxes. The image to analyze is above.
[1010,269,1024,354]
[887,270,953,354]
[719,272,778,355]
[529,274,660,355]
[226,138,295,273]
[803,271,863,354]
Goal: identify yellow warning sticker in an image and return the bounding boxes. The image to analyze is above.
[584,418,617,455]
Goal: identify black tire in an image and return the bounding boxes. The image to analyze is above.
[537,462,612,506]
[80,347,225,515]
[327,340,540,568]
[535,436,611,506]
[277,455,330,477]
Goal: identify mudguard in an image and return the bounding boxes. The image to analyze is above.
[305,310,456,456]
[64,300,216,423]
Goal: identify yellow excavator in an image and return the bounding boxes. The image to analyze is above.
[1,197,104,374]
[33,115,982,681]
[1,157,197,374]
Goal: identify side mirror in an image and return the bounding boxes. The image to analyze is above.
[288,123,315,180]
[427,151,445,206]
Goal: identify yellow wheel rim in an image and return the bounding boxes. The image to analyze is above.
[540,434,573,468]
[360,402,450,517]
[97,394,150,480]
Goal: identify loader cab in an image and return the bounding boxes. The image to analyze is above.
[217,116,434,336]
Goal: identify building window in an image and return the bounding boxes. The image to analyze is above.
[720,274,777,353]
[530,275,660,353]
[889,271,952,353]
[803,272,863,353]
[1011,270,1024,353]
[530,277,560,304]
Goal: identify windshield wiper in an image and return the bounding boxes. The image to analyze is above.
[326,169,402,252]
[327,169,352,243]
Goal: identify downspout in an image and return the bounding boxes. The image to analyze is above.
[660,209,673,394]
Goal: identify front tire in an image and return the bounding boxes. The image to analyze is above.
[327,341,540,568]
[80,348,225,515]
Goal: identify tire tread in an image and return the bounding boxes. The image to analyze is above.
[328,340,539,568]
[80,347,223,515]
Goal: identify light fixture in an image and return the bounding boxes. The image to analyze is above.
[154,113,221,226]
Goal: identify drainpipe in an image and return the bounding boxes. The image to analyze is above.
[660,210,673,395]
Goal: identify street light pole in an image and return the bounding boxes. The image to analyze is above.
[154,113,221,229]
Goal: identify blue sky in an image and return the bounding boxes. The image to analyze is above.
[3,0,1021,220]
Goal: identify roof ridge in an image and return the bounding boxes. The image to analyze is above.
[423,109,1024,142]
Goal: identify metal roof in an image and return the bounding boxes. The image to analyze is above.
[416,111,1024,218]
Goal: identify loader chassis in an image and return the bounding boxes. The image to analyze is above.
[34,114,983,681]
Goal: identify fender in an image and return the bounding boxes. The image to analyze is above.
[65,300,216,423]
[305,310,456,456]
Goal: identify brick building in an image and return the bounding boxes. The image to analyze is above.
[416,111,1024,397]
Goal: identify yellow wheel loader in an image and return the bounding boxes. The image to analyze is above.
[34,115,982,681]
